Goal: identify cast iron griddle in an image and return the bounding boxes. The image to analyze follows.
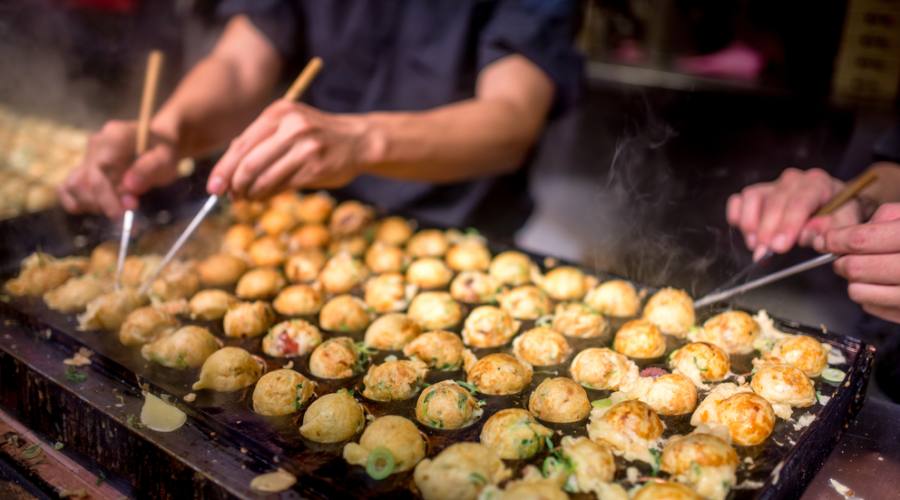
[0,201,876,500]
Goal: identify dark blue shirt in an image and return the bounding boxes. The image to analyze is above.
[217,0,583,232]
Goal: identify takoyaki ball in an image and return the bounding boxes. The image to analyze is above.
[540,266,590,301]
[613,319,666,359]
[364,242,408,274]
[296,192,335,224]
[119,306,179,346]
[403,330,465,370]
[120,254,161,288]
[552,302,609,339]
[765,335,828,378]
[637,373,698,416]
[480,408,552,460]
[407,292,463,331]
[78,288,149,331]
[445,240,491,272]
[150,260,200,302]
[272,283,323,316]
[406,257,453,289]
[751,364,816,408]
[461,306,520,348]
[319,294,372,333]
[329,235,368,257]
[192,346,263,391]
[329,200,374,237]
[142,325,220,369]
[252,369,316,416]
[319,253,368,294]
[229,199,265,223]
[223,301,275,338]
[375,216,414,245]
[669,342,731,385]
[691,310,760,355]
[466,353,533,395]
[498,285,552,320]
[236,267,286,300]
[288,223,330,251]
[512,327,572,366]
[222,224,256,254]
[343,416,426,475]
[488,250,534,287]
[309,337,365,379]
[716,392,776,446]
[262,319,323,358]
[189,289,237,320]
[550,436,616,493]
[407,229,449,258]
[43,274,110,313]
[248,235,287,267]
[89,241,118,275]
[661,433,738,500]
[570,347,639,391]
[413,442,510,500]
[364,273,414,314]
[586,400,664,464]
[197,252,247,288]
[362,359,428,401]
[6,253,86,297]
[284,249,326,283]
[258,207,297,237]
[643,287,695,337]
[528,377,591,423]
[633,481,702,500]
[299,390,364,443]
[267,190,303,215]
[584,279,641,318]
[450,271,499,304]
[364,313,421,351]
[479,467,568,500]
[416,380,481,429]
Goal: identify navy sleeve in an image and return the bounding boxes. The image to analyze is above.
[215,0,299,63]
[478,0,584,117]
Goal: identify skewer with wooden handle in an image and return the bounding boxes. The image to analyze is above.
[138,57,323,295]
[116,50,163,289]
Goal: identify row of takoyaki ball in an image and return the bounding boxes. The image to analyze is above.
[3,192,836,500]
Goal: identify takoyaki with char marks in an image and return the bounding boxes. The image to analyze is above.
[465,353,532,395]
[403,330,465,370]
[415,380,482,429]
[308,337,366,379]
[445,239,491,272]
[691,384,775,446]
[497,285,552,320]
[364,272,415,313]
[319,294,373,333]
[528,377,591,423]
[406,257,453,289]
[450,271,499,304]
[363,313,421,350]
[668,342,731,386]
[329,200,374,236]
[197,252,247,288]
[262,319,323,358]
[569,347,639,391]
[343,416,426,476]
[461,305,520,348]
[512,327,572,366]
[362,359,428,401]
[690,310,760,355]
[642,287,695,337]
[488,250,535,287]
[413,443,510,500]
[223,301,275,338]
[407,229,449,258]
[319,252,368,294]
[764,335,829,378]
[252,369,316,416]
[283,249,326,283]
[750,363,816,414]
[407,292,463,331]
[584,279,641,318]
[299,390,364,443]
[552,302,609,339]
[586,400,664,464]
[192,346,264,391]
[480,408,552,460]
[142,325,221,369]
[613,319,666,359]
[628,373,698,416]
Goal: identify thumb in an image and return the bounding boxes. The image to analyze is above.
[120,144,178,196]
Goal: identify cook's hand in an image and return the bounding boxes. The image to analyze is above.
[726,168,862,260]
[59,120,179,218]
[206,100,380,200]
[815,203,900,323]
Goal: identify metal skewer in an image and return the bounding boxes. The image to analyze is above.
[114,209,134,290]
[136,57,324,295]
[694,253,838,308]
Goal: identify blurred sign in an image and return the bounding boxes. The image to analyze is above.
[832,0,900,106]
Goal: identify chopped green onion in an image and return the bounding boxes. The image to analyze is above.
[456,380,478,394]
[64,367,87,383]
[591,398,612,409]
[649,449,661,476]
[366,447,396,480]
[469,472,487,485]
[822,368,846,384]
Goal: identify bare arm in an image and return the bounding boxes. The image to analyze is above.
[209,54,556,198]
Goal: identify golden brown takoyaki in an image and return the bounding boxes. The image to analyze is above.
[407,292,463,331]
[402,330,465,370]
[584,279,641,318]
[319,294,373,333]
[480,408,552,460]
[512,327,572,366]
[261,319,323,358]
[363,313,421,350]
[528,377,591,423]
[361,359,428,401]
[223,301,275,338]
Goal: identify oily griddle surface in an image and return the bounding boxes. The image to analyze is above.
[0,207,874,499]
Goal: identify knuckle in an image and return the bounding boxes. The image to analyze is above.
[781,168,801,182]
[846,227,869,253]
[842,257,862,280]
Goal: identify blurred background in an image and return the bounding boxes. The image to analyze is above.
[0,0,898,348]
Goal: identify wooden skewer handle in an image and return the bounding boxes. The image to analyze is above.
[815,169,878,217]
[136,50,164,156]
[283,57,323,101]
